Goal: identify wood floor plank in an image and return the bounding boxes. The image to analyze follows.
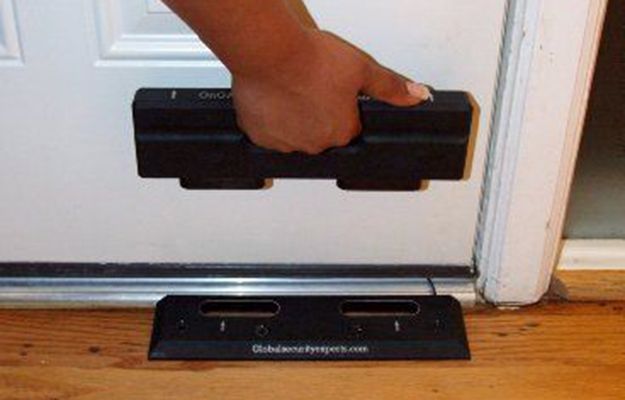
[1,301,624,400]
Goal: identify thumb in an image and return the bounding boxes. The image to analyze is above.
[361,62,431,107]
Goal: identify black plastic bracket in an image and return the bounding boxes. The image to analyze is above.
[133,88,474,191]
[149,295,470,361]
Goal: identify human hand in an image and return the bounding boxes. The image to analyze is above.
[232,30,431,154]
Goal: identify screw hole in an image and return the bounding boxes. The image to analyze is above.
[177,319,187,332]
[255,324,269,338]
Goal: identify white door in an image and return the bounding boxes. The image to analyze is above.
[0,0,506,266]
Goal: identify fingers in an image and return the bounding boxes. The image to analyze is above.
[238,120,294,153]
[308,103,361,154]
[361,61,431,107]
[249,135,294,153]
[237,96,362,155]
[334,103,362,147]
[243,118,361,155]
[244,126,328,155]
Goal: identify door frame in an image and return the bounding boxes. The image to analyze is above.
[476,0,608,304]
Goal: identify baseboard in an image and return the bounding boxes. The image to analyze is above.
[559,239,625,270]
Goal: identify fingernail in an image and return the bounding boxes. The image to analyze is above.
[406,82,433,102]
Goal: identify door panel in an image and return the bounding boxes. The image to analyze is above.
[0,0,506,264]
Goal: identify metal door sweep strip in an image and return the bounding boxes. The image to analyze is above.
[0,263,476,308]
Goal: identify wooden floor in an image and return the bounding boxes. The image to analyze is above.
[1,299,624,400]
[554,270,625,302]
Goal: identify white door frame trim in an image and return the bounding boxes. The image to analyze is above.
[477,0,608,304]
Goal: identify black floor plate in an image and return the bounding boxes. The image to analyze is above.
[149,295,470,361]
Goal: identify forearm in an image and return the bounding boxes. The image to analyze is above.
[163,0,311,78]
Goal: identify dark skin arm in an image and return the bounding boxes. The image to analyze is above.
[163,0,431,154]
